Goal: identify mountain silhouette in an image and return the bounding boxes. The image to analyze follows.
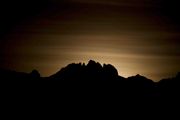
[1,59,180,114]
[1,60,180,99]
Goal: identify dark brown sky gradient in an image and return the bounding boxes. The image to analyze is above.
[0,0,180,81]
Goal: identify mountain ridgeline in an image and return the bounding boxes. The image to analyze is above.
[1,60,180,98]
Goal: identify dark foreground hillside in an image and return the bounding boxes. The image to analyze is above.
[1,60,180,117]
[1,60,180,99]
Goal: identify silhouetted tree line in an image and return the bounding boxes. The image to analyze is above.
[0,60,180,98]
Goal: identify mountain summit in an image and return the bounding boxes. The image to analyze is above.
[50,60,119,81]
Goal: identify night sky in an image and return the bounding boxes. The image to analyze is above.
[0,0,180,81]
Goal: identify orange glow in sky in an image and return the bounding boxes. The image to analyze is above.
[0,0,180,81]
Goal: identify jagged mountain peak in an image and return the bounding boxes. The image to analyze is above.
[50,60,119,80]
